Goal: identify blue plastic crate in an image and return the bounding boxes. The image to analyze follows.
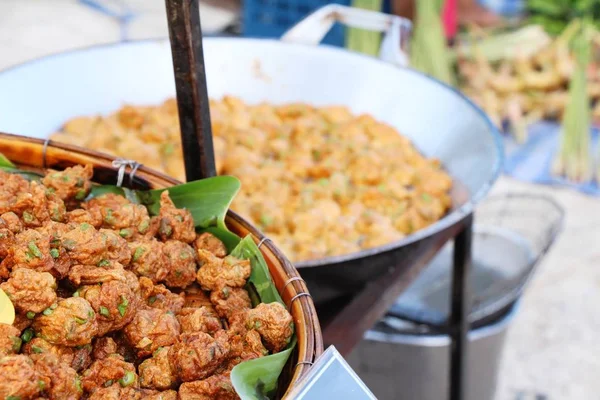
[243,0,352,47]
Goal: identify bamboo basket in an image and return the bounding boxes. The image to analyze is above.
[0,132,323,398]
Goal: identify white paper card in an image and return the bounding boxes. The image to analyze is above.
[285,345,377,399]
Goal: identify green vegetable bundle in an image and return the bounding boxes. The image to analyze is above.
[527,0,600,35]
[410,0,456,85]
[553,21,594,181]
[346,0,383,56]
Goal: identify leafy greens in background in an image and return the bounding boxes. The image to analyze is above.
[0,153,297,399]
[527,0,600,35]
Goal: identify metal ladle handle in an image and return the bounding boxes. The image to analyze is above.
[165,0,216,181]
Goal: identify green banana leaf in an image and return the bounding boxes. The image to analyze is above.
[0,153,15,168]
[0,167,42,181]
[0,155,45,181]
[0,153,296,399]
[229,236,296,400]
[231,337,297,400]
[231,236,284,306]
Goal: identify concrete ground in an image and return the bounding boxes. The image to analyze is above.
[491,178,600,400]
[0,1,598,399]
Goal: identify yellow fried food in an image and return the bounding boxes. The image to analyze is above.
[51,97,453,262]
[0,164,294,399]
[123,307,181,358]
[32,297,99,347]
[245,302,293,353]
[0,268,57,314]
[0,323,21,357]
[176,306,222,335]
[138,346,176,390]
[196,251,251,292]
[0,355,42,399]
[80,354,138,395]
[168,331,230,382]
[178,374,238,400]
[210,287,251,320]
[35,353,83,399]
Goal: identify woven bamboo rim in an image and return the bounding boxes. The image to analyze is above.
[0,132,323,398]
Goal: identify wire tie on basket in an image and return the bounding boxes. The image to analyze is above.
[111,159,142,188]
[129,162,141,186]
[256,237,272,249]
[296,361,314,368]
[287,293,312,311]
[42,138,51,169]
[282,276,305,294]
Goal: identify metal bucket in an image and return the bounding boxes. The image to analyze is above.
[346,303,517,400]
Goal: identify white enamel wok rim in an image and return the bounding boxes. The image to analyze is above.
[0,37,504,269]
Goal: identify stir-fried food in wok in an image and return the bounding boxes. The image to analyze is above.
[51,97,453,262]
[0,165,293,400]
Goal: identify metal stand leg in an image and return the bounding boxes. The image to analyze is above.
[448,213,474,400]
